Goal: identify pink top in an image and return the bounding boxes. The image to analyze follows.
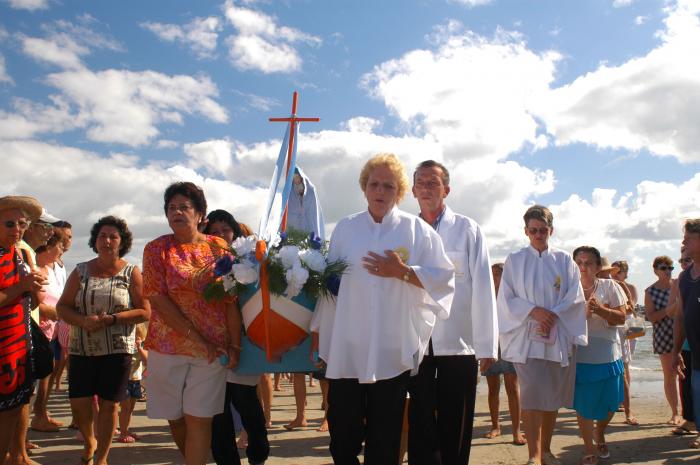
[142,234,234,358]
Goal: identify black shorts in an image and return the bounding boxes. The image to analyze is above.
[68,354,131,402]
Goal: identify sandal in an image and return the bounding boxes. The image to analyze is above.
[582,454,598,465]
[596,443,610,459]
[79,456,94,465]
[484,429,501,439]
[690,438,700,449]
[116,434,135,443]
[624,417,639,426]
[672,425,695,436]
[512,436,527,446]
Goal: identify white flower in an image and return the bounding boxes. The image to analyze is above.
[222,273,238,292]
[232,262,258,285]
[268,233,282,248]
[285,263,309,298]
[277,245,301,269]
[232,235,257,256]
[299,249,327,273]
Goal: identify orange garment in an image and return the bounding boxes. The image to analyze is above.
[142,234,234,358]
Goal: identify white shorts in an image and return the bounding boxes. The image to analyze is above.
[146,351,226,420]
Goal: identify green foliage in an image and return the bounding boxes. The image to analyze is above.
[203,280,226,302]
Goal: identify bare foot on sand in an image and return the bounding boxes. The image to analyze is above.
[284,418,308,430]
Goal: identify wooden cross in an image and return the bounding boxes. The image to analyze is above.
[268,91,320,231]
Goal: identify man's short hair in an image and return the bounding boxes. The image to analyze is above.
[684,218,700,235]
[413,160,450,187]
[523,205,553,228]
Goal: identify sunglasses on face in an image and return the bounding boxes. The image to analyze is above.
[527,227,550,235]
[656,265,674,271]
[679,258,693,264]
[3,220,31,231]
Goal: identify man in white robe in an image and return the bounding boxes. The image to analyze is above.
[311,154,455,465]
[407,160,498,465]
[497,205,587,465]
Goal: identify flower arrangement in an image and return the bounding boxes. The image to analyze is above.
[204,227,347,302]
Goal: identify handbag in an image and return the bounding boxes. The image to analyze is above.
[30,317,54,380]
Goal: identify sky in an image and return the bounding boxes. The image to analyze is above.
[1,0,699,290]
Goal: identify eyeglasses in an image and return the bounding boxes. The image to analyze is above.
[679,258,693,264]
[3,220,31,231]
[656,265,674,271]
[527,227,550,235]
[33,222,53,232]
[167,203,195,213]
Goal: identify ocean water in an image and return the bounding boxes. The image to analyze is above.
[627,323,667,399]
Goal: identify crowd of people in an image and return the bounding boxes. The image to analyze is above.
[1,153,700,465]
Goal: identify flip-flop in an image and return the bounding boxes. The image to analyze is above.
[672,425,695,436]
[597,443,610,459]
[624,417,639,426]
[483,429,501,439]
[582,454,598,465]
[116,434,135,443]
[79,455,94,464]
[512,437,527,446]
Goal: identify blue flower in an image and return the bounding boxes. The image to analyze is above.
[308,232,322,250]
[214,255,234,277]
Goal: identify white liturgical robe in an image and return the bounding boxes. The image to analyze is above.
[497,245,587,367]
[429,206,498,358]
[311,207,455,383]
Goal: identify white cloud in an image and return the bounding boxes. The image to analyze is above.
[0,96,82,139]
[226,34,301,73]
[184,139,234,176]
[613,0,635,7]
[341,116,381,133]
[0,55,12,83]
[142,16,222,59]
[234,91,279,111]
[156,139,179,149]
[19,19,123,70]
[635,15,649,25]
[362,24,559,162]
[222,0,321,73]
[38,68,228,146]
[451,0,495,7]
[536,0,700,162]
[5,0,49,11]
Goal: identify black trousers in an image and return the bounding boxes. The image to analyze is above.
[328,371,410,465]
[408,354,478,465]
[211,382,269,465]
[681,350,695,422]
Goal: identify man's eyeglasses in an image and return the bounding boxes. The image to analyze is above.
[527,227,550,235]
[656,265,674,271]
[33,222,53,232]
[3,220,31,231]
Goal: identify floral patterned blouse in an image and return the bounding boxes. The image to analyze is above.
[142,234,234,358]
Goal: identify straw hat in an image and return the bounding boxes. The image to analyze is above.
[597,257,619,277]
[0,196,43,221]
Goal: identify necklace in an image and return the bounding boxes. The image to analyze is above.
[583,279,598,292]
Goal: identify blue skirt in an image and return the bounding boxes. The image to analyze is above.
[573,359,624,421]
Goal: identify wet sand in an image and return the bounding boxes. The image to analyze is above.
[25,377,700,465]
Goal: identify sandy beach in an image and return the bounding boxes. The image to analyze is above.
[24,376,700,465]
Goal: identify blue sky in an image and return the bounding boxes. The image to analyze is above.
[1,0,699,289]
